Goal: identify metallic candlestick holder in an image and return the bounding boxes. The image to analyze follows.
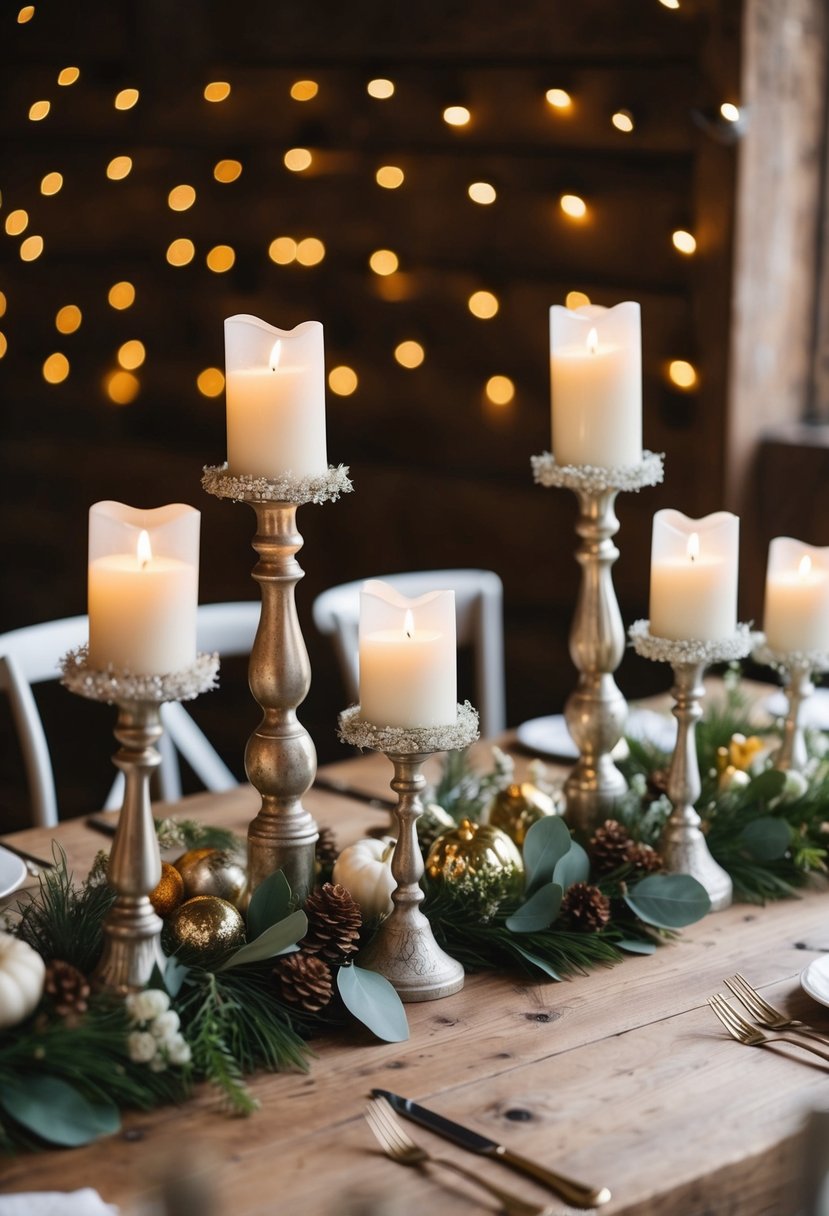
[61,647,220,992]
[531,451,664,834]
[629,620,753,912]
[753,638,829,773]
[338,702,479,1001]
[203,464,353,906]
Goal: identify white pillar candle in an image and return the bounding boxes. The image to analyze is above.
[763,538,829,652]
[224,314,327,479]
[359,580,457,728]
[649,509,739,641]
[88,501,200,674]
[550,301,642,469]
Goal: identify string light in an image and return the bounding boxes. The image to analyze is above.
[206,244,235,272]
[443,105,471,127]
[720,102,740,123]
[545,89,572,109]
[369,249,399,276]
[114,88,139,111]
[565,290,591,309]
[269,236,297,264]
[117,340,146,370]
[394,340,425,368]
[19,235,43,261]
[106,369,140,405]
[0,293,7,318]
[668,359,698,389]
[290,80,318,101]
[108,281,135,309]
[40,171,63,195]
[284,147,312,172]
[295,237,325,266]
[485,375,515,405]
[57,66,79,86]
[560,193,587,219]
[328,366,358,395]
[0,333,6,359]
[214,159,242,182]
[28,100,50,122]
[106,156,133,181]
[672,229,697,255]
[43,353,69,384]
[56,305,82,334]
[612,110,634,133]
[468,182,496,205]
[5,210,29,236]
[197,367,225,397]
[367,79,394,99]
[468,290,499,319]
[168,184,196,211]
[204,81,231,102]
[376,165,404,189]
[166,238,195,266]
[17,6,35,23]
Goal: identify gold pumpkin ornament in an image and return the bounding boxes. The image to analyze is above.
[168,896,245,955]
[425,818,524,908]
[149,861,185,917]
[176,848,246,907]
[488,781,560,846]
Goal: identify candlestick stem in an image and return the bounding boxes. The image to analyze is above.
[775,660,813,773]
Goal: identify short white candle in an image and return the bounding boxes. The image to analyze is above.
[550,301,642,469]
[763,538,829,653]
[359,580,457,728]
[224,314,327,479]
[87,501,200,674]
[649,509,739,642]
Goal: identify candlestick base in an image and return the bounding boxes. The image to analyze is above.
[753,638,829,774]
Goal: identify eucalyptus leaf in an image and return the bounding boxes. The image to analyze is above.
[216,909,307,971]
[163,953,190,998]
[737,768,786,806]
[337,964,409,1042]
[506,882,563,933]
[553,840,590,890]
[522,816,572,893]
[510,943,563,980]
[616,939,657,955]
[0,1076,120,1147]
[247,870,292,941]
[738,816,791,862]
[624,874,710,928]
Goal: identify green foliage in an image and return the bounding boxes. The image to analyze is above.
[154,817,241,853]
[14,845,115,973]
[623,874,711,927]
[505,883,563,932]
[336,965,409,1043]
[430,746,512,822]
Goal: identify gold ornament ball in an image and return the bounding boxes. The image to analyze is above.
[149,862,185,917]
[174,846,217,880]
[177,848,246,907]
[488,781,560,847]
[426,818,524,904]
[168,896,245,955]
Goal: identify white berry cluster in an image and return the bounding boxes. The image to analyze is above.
[125,988,191,1071]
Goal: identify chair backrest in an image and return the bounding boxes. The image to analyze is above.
[0,602,260,829]
[312,569,506,737]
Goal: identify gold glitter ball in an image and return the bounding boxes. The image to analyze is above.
[149,862,185,917]
[168,896,245,955]
[489,781,560,846]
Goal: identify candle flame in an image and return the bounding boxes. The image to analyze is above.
[136,529,152,568]
[404,608,414,638]
[687,532,700,562]
[270,339,282,370]
[799,554,812,579]
[586,327,599,355]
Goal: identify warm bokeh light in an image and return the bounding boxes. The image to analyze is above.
[43,353,69,384]
[166,238,195,266]
[204,81,231,102]
[117,339,146,370]
[17,6,35,22]
[0,333,6,359]
[40,171,63,195]
[468,181,496,205]
[672,229,697,255]
[108,281,135,309]
[659,0,680,9]
[168,184,196,211]
[19,235,43,261]
[374,273,414,302]
[612,110,634,133]
[214,159,242,182]
[5,210,29,236]
[0,293,7,318]
[197,367,225,397]
[57,66,80,86]
[107,156,133,181]
[468,290,499,319]
[28,100,50,121]
[668,359,698,389]
[269,236,298,264]
[56,305,82,334]
[115,88,139,111]
[485,375,515,405]
[206,244,235,272]
[367,78,395,99]
[376,165,405,189]
[720,102,740,122]
[290,80,318,101]
[565,290,591,309]
[296,237,325,266]
[369,249,399,276]
[560,193,587,219]
[328,366,358,396]
[545,88,572,109]
[443,105,471,127]
[106,370,140,405]
[394,340,425,369]
[284,147,313,172]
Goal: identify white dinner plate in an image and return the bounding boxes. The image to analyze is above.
[801,955,829,1008]
[515,707,677,761]
[766,687,829,730]
[0,847,27,899]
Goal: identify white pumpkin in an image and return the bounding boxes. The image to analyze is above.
[332,837,397,918]
[0,932,46,1030]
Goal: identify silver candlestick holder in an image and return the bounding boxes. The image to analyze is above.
[532,451,664,834]
[753,638,829,773]
[338,703,479,1001]
[61,647,220,992]
[203,464,352,906]
[629,620,753,912]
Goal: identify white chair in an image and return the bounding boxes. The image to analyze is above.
[0,601,260,828]
[312,570,506,737]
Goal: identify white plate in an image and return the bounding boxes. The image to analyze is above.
[0,847,27,899]
[801,955,829,1008]
[766,687,829,730]
[515,707,677,761]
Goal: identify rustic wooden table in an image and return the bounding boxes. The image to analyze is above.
[1,729,828,1216]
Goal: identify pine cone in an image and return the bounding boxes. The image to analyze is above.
[302,882,362,964]
[44,959,90,1018]
[589,820,633,873]
[273,952,333,1013]
[627,842,663,874]
[315,826,339,867]
[561,883,611,932]
[646,768,670,802]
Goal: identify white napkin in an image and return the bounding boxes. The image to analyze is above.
[0,1190,118,1216]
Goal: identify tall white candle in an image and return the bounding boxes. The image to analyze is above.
[763,538,829,652]
[649,509,739,641]
[224,315,327,479]
[88,501,200,674]
[359,580,457,728]
[550,301,642,468]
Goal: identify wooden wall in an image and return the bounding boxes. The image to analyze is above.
[0,0,743,825]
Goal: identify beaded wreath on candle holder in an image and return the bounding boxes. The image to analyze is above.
[531,449,665,495]
[60,645,220,703]
[201,462,352,505]
[628,619,754,666]
[752,638,829,676]
[338,701,479,754]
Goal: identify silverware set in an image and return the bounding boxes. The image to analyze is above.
[709,971,829,1062]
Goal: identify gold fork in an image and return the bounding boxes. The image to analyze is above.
[708,994,829,1064]
[364,1097,556,1216]
[724,973,829,1046]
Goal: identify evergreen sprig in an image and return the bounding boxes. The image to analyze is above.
[13,845,115,973]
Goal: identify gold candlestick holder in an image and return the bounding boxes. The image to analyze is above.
[753,638,829,773]
[531,451,664,834]
[338,703,479,1001]
[629,620,752,912]
[61,648,220,992]
[203,464,352,906]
